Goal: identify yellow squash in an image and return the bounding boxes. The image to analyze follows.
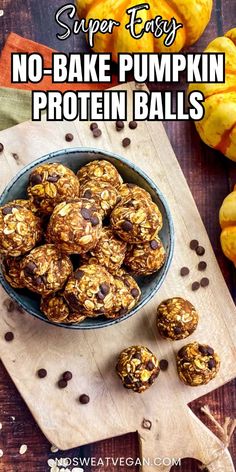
[220,186,236,264]
[189,29,236,161]
[76,0,213,61]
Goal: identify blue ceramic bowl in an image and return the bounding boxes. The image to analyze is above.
[0,148,174,329]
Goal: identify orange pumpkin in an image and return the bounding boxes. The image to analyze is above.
[219,186,236,265]
[76,0,213,62]
[189,29,236,161]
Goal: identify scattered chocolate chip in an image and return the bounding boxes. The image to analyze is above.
[2,206,13,215]
[192,281,200,291]
[90,215,100,227]
[35,276,43,286]
[121,220,133,232]
[150,240,159,250]
[174,326,182,335]
[74,270,84,281]
[119,307,128,316]
[122,137,131,148]
[147,361,155,371]
[129,121,138,130]
[148,373,157,384]
[93,128,102,138]
[90,122,98,131]
[131,288,139,298]
[47,174,60,183]
[4,332,14,342]
[126,199,135,207]
[12,153,19,161]
[142,418,152,430]
[180,267,190,276]
[30,174,42,186]
[198,261,207,271]
[4,299,15,312]
[196,246,205,256]
[79,394,90,404]
[124,375,132,385]
[63,371,73,381]
[198,345,208,355]
[65,133,74,142]
[116,120,124,131]
[81,208,91,220]
[190,240,199,250]
[37,369,47,378]
[100,283,110,295]
[200,277,209,288]
[67,293,79,306]
[58,379,67,389]
[83,190,92,199]
[207,347,214,356]
[159,359,169,371]
[208,359,216,370]
[97,291,105,301]
[133,353,141,360]
[25,262,37,275]
[0,143,4,152]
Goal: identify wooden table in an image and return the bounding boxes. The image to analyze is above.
[0,1,235,471]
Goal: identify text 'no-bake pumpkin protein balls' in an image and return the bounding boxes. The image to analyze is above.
[0,159,167,326]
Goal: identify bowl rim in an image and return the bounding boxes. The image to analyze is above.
[0,146,175,330]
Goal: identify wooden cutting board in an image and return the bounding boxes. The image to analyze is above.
[0,82,235,472]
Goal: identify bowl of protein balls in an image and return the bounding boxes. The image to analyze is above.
[0,148,174,329]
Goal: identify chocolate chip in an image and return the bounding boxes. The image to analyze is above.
[127,183,135,188]
[65,133,74,142]
[79,394,90,404]
[190,240,199,250]
[47,174,60,183]
[142,418,152,430]
[198,261,207,271]
[199,345,208,355]
[129,121,138,130]
[124,278,131,288]
[131,288,139,298]
[67,293,78,306]
[4,332,14,342]
[122,137,131,148]
[121,220,133,232]
[150,240,159,250]
[90,123,98,131]
[97,291,105,301]
[90,215,100,227]
[31,173,43,186]
[159,359,169,371]
[207,347,214,356]
[81,208,91,220]
[133,353,141,360]
[25,262,37,275]
[37,368,47,378]
[58,379,68,389]
[196,246,205,256]
[35,276,43,286]
[63,371,73,381]
[12,153,19,161]
[149,373,157,384]
[119,307,128,316]
[83,190,92,199]
[147,361,155,371]
[200,277,209,288]
[116,120,124,130]
[208,359,216,370]
[0,143,4,152]
[124,375,132,385]
[100,283,110,295]
[174,326,182,335]
[2,206,13,215]
[126,200,135,207]
[93,128,102,138]
[192,281,200,291]
[74,270,84,281]
[180,267,190,276]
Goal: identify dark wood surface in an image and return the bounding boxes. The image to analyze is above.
[0,0,235,471]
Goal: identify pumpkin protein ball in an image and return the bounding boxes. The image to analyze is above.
[116,345,160,393]
[27,162,80,215]
[111,198,163,243]
[2,256,24,289]
[124,236,166,275]
[81,227,127,274]
[20,244,73,296]
[63,264,116,317]
[118,183,152,205]
[77,160,123,188]
[40,294,86,324]
[156,297,199,341]
[46,199,102,255]
[0,203,42,257]
[79,180,120,218]
[106,268,141,319]
[176,342,220,386]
